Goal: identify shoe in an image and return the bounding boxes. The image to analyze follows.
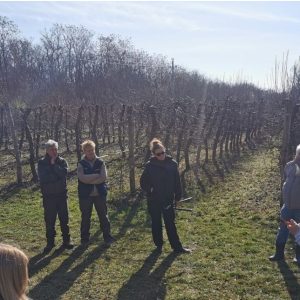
[269,243,285,261]
[173,247,191,254]
[62,241,74,250]
[43,243,55,254]
[269,254,284,261]
[104,236,116,246]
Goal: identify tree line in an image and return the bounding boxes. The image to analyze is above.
[0,15,295,198]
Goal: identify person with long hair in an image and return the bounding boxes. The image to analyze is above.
[0,243,29,300]
[269,144,300,263]
[140,138,190,253]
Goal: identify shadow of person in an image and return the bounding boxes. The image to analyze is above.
[28,230,101,278]
[277,260,300,299]
[116,251,179,300]
[28,241,109,300]
[29,246,65,277]
[28,202,140,300]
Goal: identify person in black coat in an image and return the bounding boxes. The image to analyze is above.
[38,139,74,254]
[140,138,190,254]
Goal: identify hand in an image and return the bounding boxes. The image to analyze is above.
[50,156,57,165]
[286,219,300,236]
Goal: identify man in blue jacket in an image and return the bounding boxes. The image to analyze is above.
[38,139,74,253]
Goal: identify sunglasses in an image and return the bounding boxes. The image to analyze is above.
[155,151,165,157]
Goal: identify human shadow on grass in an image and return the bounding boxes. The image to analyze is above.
[116,251,179,300]
[277,260,300,300]
[28,202,140,300]
[29,246,65,277]
[28,231,101,278]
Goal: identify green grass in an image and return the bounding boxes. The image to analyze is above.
[1,147,300,299]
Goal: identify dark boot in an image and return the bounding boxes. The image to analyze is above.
[43,238,55,254]
[62,235,74,250]
[293,244,300,265]
[269,243,285,261]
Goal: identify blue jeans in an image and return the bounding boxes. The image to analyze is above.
[276,204,300,245]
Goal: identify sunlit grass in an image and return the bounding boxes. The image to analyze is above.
[1,147,299,299]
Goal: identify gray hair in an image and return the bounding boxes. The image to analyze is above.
[45,139,58,150]
[296,144,300,156]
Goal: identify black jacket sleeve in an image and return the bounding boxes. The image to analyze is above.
[140,164,152,194]
[174,164,182,202]
[53,158,68,179]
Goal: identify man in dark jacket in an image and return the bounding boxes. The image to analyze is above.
[38,139,74,253]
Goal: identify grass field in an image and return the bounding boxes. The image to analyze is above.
[1,147,300,299]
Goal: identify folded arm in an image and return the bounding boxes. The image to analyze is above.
[77,162,107,184]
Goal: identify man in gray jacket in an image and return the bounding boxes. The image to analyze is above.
[38,140,74,253]
[269,144,300,263]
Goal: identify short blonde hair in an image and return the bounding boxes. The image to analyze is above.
[0,244,29,300]
[81,140,96,151]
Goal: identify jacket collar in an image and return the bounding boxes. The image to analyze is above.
[149,155,172,166]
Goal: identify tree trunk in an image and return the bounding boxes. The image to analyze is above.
[91,105,100,156]
[54,105,63,143]
[22,108,38,182]
[118,104,126,158]
[127,106,135,193]
[75,105,84,162]
[4,103,22,184]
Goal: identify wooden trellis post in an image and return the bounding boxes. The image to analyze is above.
[4,103,23,184]
[127,106,135,193]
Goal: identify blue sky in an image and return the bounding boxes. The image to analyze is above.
[1,1,300,89]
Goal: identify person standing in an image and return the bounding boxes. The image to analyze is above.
[77,140,115,246]
[269,144,300,263]
[140,138,190,254]
[38,139,74,254]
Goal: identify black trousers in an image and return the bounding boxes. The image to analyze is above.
[42,193,70,245]
[148,202,182,250]
[79,195,111,242]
